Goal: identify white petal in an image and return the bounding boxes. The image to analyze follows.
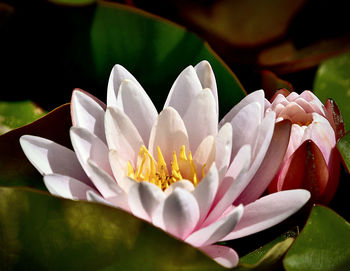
[199,245,239,268]
[20,135,90,185]
[148,107,189,166]
[215,123,233,181]
[219,90,265,127]
[107,64,143,108]
[117,79,157,143]
[44,174,97,200]
[71,89,106,142]
[193,135,216,180]
[192,164,219,225]
[164,180,195,197]
[70,127,113,177]
[105,107,144,165]
[194,60,218,114]
[164,65,202,116]
[86,190,116,208]
[186,205,243,247]
[128,181,165,222]
[163,187,200,239]
[222,190,310,241]
[183,89,218,151]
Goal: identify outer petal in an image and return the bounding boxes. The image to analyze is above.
[107,64,143,108]
[70,127,113,177]
[235,119,291,204]
[148,107,189,166]
[192,164,219,225]
[128,181,165,222]
[164,65,202,116]
[219,89,265,127]
[199,245,239,268]
[194,60,218,114]
[183,89,218,151]
[162,187,200,239]
[20,135,90,185]
[43,174,97,200]
[222,190,310,241]
[105,107,144,165]
[117,79,157,144]
[71,89,106,142]
[186,205,243,247]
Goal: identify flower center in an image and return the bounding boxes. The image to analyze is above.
[126,145,204,190]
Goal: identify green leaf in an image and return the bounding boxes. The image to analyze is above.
[87,1,246,116]
[0,101,45,135]
[337,132,350,173]
[283,205,350,271]
[314,51,350,131]
[0,186,224,271]
[0,104,71,189]
[233,231,296,270]
[48,0,95,6]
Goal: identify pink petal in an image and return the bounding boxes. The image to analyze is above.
[229,102,262,160]
[128,181,165,222]
[20,135,91,186]
[203,145,250,227]
[186,205,243,247]
[294,97,315,113]
[219,90,265,128]
[215,123,233,181]
[117,79,157,144]
[235,119,291,204]
[105,107,144,165]
[278,102,313,125]
[86,190,126,210]
[183,89,218,151]
[107,64,143,108]
[285,92,299,102]
[71,89,106,142]
[299,90,325,115]
[193,135,216,180]
[162,187,200,239]
[199,245,239,268]
[163,65,202,116]
[108,150,133,191]
[70,127,113,177]
[194,60,218,114]
[164,180,194,196]
[43,174,97,200]
[222,189,310,241]
[148,107,189,167]
[192,164,219,225]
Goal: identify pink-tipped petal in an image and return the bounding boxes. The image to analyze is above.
[192,164,219,225]
[107,64,143,108]
[222,189,310,241]
[163,187,200,239]
[20,135,90,185]
[215,123,233,181]
[219,90,265,128]
[194,60,218,114]
[186,205,243,247]
[164,65,202,116]
[117,79,157,144]
[105,107,144,165]
[43,174,97,200]
[235,120,291,204]
[183,89,218,151]
[70,127,113,177]
[71,90,106,142]
[128,181,165,222]
[229,102,262,160]
[148,107,189,166]
[200,245,239,268]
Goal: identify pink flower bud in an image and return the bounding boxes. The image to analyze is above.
[266,89,344,204]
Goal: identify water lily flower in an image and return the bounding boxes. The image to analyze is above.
[20,61,310,268]
[266,89,344,204]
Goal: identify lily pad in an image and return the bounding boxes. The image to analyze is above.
[314,51,350,131]
[283,205,350,271]
[0,186,224,271]
[0,101,45,135]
